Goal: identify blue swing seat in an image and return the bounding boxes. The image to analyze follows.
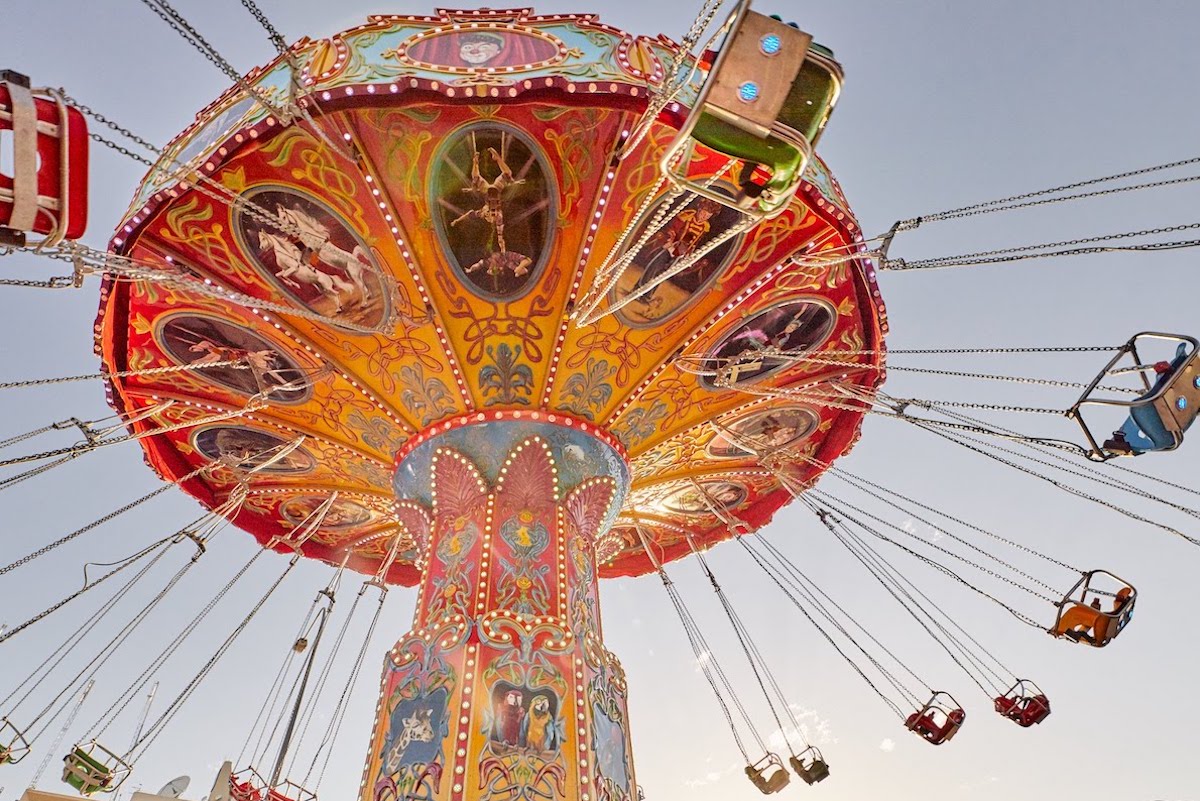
[1114,343,1197,453]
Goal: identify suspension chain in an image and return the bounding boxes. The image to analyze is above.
[0,463,209,577]
[239,0,290,55]
[0,359,247,391]
[896,155,1200,228]
[888,220,1200,270]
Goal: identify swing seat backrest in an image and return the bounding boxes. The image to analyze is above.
[0,78,90,243]
[938,715,964,743]
[1019,696,1051,726]
[661,6,844,217]
[63,748,113,794]
[1125,343,1199,452]
[803,759,830,783]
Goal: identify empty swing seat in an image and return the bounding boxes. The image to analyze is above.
[61,742,130,795]
[0,72,90,246]
[790,746,830,784]
[905,692,965,746]
[746,753,791,794]
[690,43,841,201]
[662,5,844,217]
[230,768,316,801]
[993,680,1051,727]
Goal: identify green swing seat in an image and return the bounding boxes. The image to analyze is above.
[662,4,844,218]
[61,742,129,796]
[690,43,841,207]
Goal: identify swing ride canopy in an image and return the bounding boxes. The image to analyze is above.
[95,6,886,585]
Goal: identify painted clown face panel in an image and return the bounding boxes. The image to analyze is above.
[405,29,561,70]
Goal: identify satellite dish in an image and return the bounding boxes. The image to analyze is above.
[157,776,191,799]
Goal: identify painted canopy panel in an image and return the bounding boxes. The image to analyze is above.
[97,7,887,585]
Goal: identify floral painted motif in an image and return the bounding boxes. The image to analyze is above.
[426,515,479,625]
[611,400,668,450]
[480,343,535,406]
[560,359,616,421]
[399,363,457,425]
[495,509,552,616]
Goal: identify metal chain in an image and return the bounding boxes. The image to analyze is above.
[816,503,1020,696]
[0,359,247,391]
[0,456,76,492]
[63,93,305,240]
[813,488,1057,603]
[0,423,60,450]
[87,546,268,741]
[0,273,78,288]
[66,99,398,315]
[685,344,1123,376]
[897,154,1200,228]
[886,394,1066,416]
[130,555,300,762]
[768,351,1138,395]
[239,0,290,55]
[81,125,318,248]
[138,0,289,121]
[748,535,925,705]
[888,220,1200,271]
[619,0,727,157]
[739,536,914,716]
[911,417,1200,547]
[806,457,1080,573]
[20,243,393,334]
[0,463,209,577]
[0,536,174,645]
[311,588,386,789]
[920,403,1200,521]
[579,156,736,324]
[0,400,261,469]
[888,236,1200,271]
[905,173,1200,232]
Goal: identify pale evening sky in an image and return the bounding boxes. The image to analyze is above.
[3,3,1199,801]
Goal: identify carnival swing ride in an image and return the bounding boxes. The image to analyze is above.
[1,0,1199,799]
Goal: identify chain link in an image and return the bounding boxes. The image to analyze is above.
[897,155,1200,228]
[0,539,175,645]
[807,457,1080,574]
[813,488,1058,603]
[0,464,209,577]
[618,0,728,157]
[911,418,1200,547]
[54,95,406,324]
[239,0,290,55]
[0,359,248,391]
[888,220,1200,271]
[19,243,395,334]
[0,273,78,289]
[138,0,289,121]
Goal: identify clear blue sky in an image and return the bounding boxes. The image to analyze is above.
[3,2,1199,801]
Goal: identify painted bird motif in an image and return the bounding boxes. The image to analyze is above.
[522,694,555,752]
